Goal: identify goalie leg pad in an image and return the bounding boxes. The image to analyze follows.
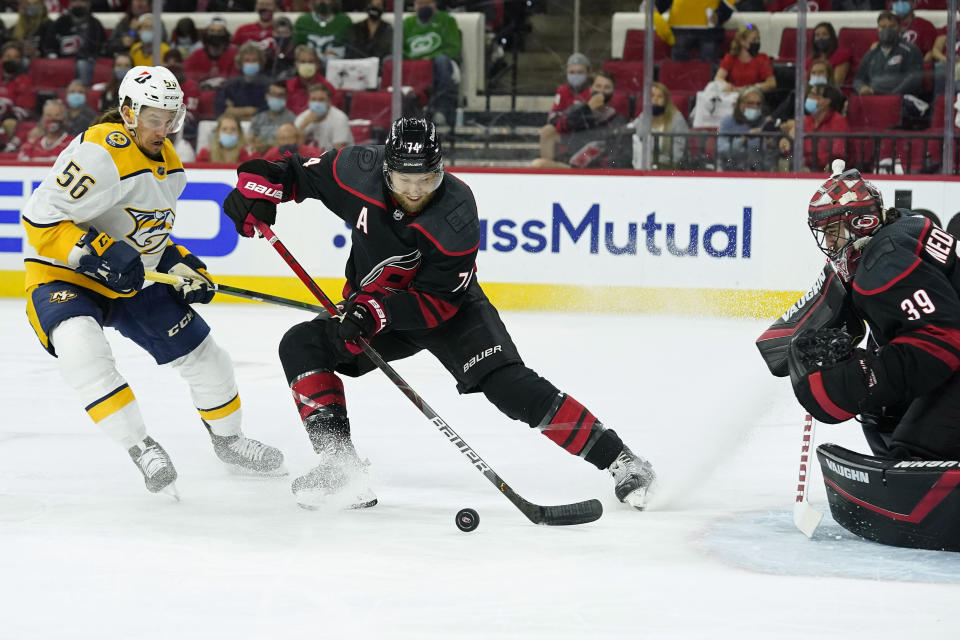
[169,334,242,437]
[52,315,147,448]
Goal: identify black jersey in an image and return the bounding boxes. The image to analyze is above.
[279,146,481,332]
[851,214,960,410]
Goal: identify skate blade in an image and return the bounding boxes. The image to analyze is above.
[160,483,180,502]
[622,485,652,511]
[224,462,289,478]
[295,487,378,511]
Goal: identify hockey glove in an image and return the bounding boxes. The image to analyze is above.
[787,328,885,424]
[337,294,388,354]
[167,253,215,304]
[223,159,289,237]
[75,229,144,294]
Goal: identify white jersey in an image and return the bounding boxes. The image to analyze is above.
[22,122,186,298]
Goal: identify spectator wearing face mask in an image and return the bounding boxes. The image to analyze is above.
[129,14,170,67]
[285,45,336,114]
[0,42,35,116]
[185,17,239,87]
[216,43,270,121]
[770,58,835,124]
[532,71,626,168]
[714,25,775,93]
[778,84,848,172]
[163,48,200,146]
[294,0,352,62]
[250,81,295,153]
[262,122,323,162]
[41,0,106,86]
[402,0,461,126]
[295,83,353,151]
[717,86,776,172]
[270,16,297,80]
[853,11,923,96]
[345,0,393,61]
[631,81,690,169]
[107,0,165,57]
[537,53,592,165]
[806,22,852,87]
[891,0,936,56]
[234,0,278,57]
[171,18,202,60]
[96,53,132,112]
[196,114,255,164]
[9,0,53,60]
[63,80,96,136]
[19,99,72,162]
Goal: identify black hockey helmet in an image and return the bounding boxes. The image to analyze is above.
[383,117,444,193]
[807,159,886,282]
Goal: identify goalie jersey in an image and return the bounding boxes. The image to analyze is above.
[21,122,186,299]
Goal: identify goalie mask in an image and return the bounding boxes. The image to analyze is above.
[807,161,885,282]
[118,66,186,134]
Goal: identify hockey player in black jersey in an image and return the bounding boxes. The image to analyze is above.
[223,117,656,510]
[761,161,960,550]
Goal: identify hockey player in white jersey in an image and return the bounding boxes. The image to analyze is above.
[21,66,286,497]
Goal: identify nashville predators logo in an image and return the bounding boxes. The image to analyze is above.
[124,207,175,254]
[49,290,78,304]
[106,131,130,148]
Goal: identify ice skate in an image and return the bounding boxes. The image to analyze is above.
[209,431,287,477]
[128,436,179,500]
[608,445,656,510]
[292,441,377,510]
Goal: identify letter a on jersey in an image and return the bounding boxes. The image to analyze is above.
[356,207,369,234]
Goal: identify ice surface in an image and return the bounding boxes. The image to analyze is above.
[1,300,958,639]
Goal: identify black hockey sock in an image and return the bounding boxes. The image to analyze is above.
[538,393,621,468]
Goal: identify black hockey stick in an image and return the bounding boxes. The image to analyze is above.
[254,221,602,526]
[145,270,331,315]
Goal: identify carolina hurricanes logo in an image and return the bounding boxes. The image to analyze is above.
[124,206,175,253]
[850,215,880,232]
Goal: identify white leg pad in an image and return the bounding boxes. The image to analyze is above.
[51,316,147,449]
[169,334,242,437]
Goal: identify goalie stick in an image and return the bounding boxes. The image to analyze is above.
[253,220,602,526]
[794,412,823,537]
[144,270,331,315]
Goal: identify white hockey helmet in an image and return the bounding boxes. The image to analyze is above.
[118,66,186,134]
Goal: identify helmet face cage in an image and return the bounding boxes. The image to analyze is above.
[383,117,444,195]
[807,169,883,281]
[118,66,186,134]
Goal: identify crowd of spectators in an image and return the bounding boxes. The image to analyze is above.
[0,0,464,162]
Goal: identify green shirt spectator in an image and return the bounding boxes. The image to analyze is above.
[402,1,461,61]
[294,2,352,59]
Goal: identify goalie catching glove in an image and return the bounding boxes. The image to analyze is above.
[338,293,388,354]
[74,228,144,294]
[223,159,290,237]
[787,327,889,424]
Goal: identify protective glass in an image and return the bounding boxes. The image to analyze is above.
[385,170,444,197]
[135,104,186,134]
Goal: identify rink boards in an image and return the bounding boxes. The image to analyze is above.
[1,166,959,318]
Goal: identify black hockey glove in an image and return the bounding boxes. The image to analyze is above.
[337,294,388,354]
[787,328,885,424]
[167,253,215,304]
[223,159,289,237]
[75,229,144,294]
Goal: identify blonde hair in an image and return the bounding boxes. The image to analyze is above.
[13,0,48,41]
[729,25,759,57]
[650,82,678,124]
[208,114,244,163]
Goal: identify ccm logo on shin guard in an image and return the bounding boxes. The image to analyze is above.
[463,345,502,373]
[167,309,195,336]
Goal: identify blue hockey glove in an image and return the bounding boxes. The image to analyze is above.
[75,229,144,294]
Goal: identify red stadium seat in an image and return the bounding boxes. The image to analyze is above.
[846,94,901,130]
[350,122,374,145]
[657,60,713,93]
[349,90,392,129]
[87,89,103,110]
[622,29,671,62]
[601,60,644,93]
[777,28,813,62]
[93,58,114,85]
[837,28,878,72]
[198,90,216,121]
[30,58,77,91]
[608,91,631,119]
[380,59,433,105]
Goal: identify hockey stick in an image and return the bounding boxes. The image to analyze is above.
[144,270,331,315]
[253,220,602,526]
[794,412,823,538]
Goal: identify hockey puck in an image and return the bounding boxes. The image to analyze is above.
[455,508,479,532]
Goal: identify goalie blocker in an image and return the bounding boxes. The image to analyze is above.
[817,443,960,551]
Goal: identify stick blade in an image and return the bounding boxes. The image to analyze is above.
[521,499,603,526]
[793,500,823,538]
